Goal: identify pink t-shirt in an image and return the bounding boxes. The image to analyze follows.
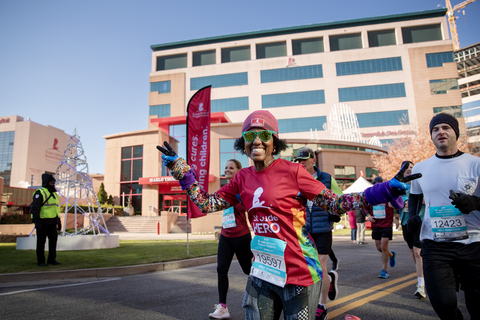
[218,159,325,287]
[347,211,357,229]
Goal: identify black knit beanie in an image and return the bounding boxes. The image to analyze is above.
[429,113,459,140]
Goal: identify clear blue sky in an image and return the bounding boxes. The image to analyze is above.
[1,0,479,174]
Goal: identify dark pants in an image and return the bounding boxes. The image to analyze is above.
[36,223,58,265]
[217,233,253,304]
[422,240,480,320]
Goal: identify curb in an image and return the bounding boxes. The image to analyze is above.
[0,255,217,283]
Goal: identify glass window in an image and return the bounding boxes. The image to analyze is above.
[368,29,396,47]
[193,50,216,67]
[292,37,324,55]
[277,116,327,133]
[262,90,325,108]
[356,110,409,128]
[0,131,14,186]
[330,33,362,51]
[430,79,459,94]
[150,80,171,93]
[211,97,249,112]
[426,52,455,68]
[365,168,380,181]
[121,160,131,182]
[149,104,171,118]
[261,65,323,83]
[221,46,251,63]
[336,57,402,76]
[219,139,250,182]
[463,100,480,111]
[156,53,187,71]
[121,147,131,159]
[133,146,143,158]
[256,41,287,59]
[120,146,143,212]
[335,165,356,190]
[191,72,248,90]
[402,24,442,44]
[339,83,406,102]
[434,106,463,118]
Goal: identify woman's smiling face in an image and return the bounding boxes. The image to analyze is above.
[224,160,239,180]
[244,128,275,164]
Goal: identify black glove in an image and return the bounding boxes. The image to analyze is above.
[56,217,62,231]
[450,190,480,214]
[407,214,422,233]
[390,161,423,196]
[330,214,341,223]
[157,141,179,169]
[34,221,42,232]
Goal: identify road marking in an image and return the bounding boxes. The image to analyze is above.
[328,273,416,308]
[328,274,417,319]
[0,278,121,296]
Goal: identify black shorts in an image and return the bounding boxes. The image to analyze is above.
[402,225,423,249]
[422,240,480,295]
[371,227,392,241]
[311,232,332,255]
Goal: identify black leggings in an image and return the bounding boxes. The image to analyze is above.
[217,233,253,304]
[329,250,337,263]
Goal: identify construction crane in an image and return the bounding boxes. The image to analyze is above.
[445,0,478,51]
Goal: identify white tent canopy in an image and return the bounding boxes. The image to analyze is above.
[343,176,373,194]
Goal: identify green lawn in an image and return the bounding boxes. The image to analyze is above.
[0,240,218,274]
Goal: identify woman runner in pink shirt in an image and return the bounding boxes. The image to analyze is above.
[158,110,418,320]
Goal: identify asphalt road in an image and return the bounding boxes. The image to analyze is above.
[0,236,469,319]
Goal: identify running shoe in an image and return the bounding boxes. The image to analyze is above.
[328,270,338,300]
[209,304,230,319]
[361,242,368,245]
[379,269,390,279]
[389,250,396,267]
[414,285,426,299]
[332,259,340,271]
[315,305,328,320]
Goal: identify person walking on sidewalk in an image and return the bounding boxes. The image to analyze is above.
[355,208,368,245]
[366,176,399,279]
[295,147,342,320]
[398,161,426,299]
[347,210,357,244]
[209,159,253,319]
[31,173,61,267]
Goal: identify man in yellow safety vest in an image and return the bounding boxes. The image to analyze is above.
[31,173,61,266]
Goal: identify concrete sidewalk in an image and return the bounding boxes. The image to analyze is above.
[0,232,217,284]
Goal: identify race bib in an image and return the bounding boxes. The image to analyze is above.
[250,235,287,287]
[430,205,469,242]
[373,205,386,219]
[222,207,236,229]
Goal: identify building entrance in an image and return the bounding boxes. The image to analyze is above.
[160,193,187,216]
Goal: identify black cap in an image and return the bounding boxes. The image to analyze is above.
[429,113,459,140]
[373,176,383,184]
[294,147,315,162]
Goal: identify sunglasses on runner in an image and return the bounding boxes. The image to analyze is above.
[242,130,277,142]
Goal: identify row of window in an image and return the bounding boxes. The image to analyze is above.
[155,24,443,71]
[0,131,14,186]
[464,107,480,118]
[434,106,463,118]
[429,79,459,95]
[463,100,480,111]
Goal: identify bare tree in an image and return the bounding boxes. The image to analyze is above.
[372,126,472,179]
